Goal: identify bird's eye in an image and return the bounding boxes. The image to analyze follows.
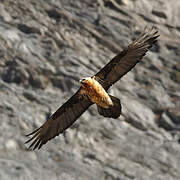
[79,78,86,83]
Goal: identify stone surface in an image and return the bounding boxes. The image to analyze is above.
[0,0,180,180]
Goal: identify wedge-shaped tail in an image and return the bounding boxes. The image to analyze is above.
[97,95,121,119]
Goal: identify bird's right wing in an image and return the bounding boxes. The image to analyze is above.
[25,89,93,150]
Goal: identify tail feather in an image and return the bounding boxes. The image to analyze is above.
[97,95,121,119]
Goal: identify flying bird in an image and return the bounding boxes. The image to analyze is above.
[25,27,159,150]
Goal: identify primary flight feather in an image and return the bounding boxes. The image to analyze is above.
[25,27,159,150]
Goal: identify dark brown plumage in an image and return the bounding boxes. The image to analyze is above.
[95,26,159,90]
[25,90,93,150]
[97,95,121,119]
[25,27,159,150]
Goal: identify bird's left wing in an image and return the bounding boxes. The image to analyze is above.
[25,89,93,150]
[95,27,159,90]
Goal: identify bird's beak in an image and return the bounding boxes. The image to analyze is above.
[79,79,82,83]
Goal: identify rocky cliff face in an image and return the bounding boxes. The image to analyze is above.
[0,0,180,179]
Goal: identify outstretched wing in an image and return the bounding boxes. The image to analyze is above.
[95,27,159,90]
[25,89,92,150]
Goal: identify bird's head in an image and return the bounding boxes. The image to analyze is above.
[79,77,91,84]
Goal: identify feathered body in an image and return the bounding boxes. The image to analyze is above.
[79,76,113,108]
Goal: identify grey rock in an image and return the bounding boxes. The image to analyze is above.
[0,4,12,23]
[0,0,180,180]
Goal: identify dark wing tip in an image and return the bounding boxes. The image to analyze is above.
[129,26,160,54]
[139,26,160,44]
[25,126,41,137]
[25,127,45,150]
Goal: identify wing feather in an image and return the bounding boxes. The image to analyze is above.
[95,27,159,90]
[25,89,92,150]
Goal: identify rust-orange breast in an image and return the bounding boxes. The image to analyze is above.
[80,77,113,108]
